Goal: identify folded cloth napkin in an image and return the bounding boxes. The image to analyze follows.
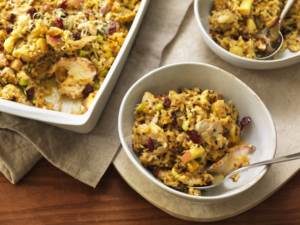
[0,0,192,187]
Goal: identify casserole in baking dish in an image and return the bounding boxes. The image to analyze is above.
[0,0,150,132]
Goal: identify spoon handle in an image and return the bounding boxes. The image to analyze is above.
[231,152,300,176]
[279,0,296,26]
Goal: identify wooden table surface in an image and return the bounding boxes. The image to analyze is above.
[0,160,299,225]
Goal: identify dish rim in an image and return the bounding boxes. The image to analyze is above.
[194,0,300,64]
[118,62,277,201]
[0,0,150,128]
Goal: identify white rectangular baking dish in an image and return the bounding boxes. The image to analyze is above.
[0,0,150,133]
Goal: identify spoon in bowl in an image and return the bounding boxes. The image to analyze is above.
[256,0,296,60]
[193,152,300,190]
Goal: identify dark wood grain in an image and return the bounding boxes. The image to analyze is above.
[0,160,298,225]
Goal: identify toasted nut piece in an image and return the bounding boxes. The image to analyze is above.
[0,84,29,104]
[0,30,7,41]
[47,27,64,36]
[10,59,23,71]
[0,54,8,68]
[67,0,83,9]
[0,67,17,84]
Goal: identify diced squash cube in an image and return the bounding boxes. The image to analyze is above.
[182,120,189,131]
[229,46,244,56]
[247,18,257,34]
[181,146,205,163]
[4,36,16,53]
[239,0,254,16]
[10,59,23,71]
[187,161,200,172]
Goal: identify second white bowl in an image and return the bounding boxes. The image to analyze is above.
[194,0,300,70]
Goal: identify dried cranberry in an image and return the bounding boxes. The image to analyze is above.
[147,166,160,177]
[163,97,171,108]
[108,21,119,35]
[186,130,203,144]
[239,116,252,131]
[171,111,178,127]
[54,18,64,29]
[6,27,13,34]
[0,43,3,51]
[147,138,155,151]
[223,128,230,137]
[73,32,81,40]
[82,84,94,98]
[162,124,169,130]
[27,8,37,18]
[8,14,16,23]
[59,0,68,9]
[153,167,160,177]
[26,87,35,101]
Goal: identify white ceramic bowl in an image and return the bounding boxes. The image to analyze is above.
[119,63,277,201]
[0,0,150,133]
[194,0,300,70]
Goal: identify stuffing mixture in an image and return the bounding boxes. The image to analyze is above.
[209,0,300,59]
[0,0,140,113]
[132,88,255,196]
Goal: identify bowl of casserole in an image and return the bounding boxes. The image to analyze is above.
[194,0,300,70]
[118,63,277,201]
[0,0,150,133]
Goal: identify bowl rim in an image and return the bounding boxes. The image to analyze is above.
[193,0,300,64]
[118,62,277,201]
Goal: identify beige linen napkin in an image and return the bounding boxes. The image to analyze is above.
[0,0,192,187]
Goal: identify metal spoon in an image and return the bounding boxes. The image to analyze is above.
[193,152,300,190]
[256,0,296,60]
